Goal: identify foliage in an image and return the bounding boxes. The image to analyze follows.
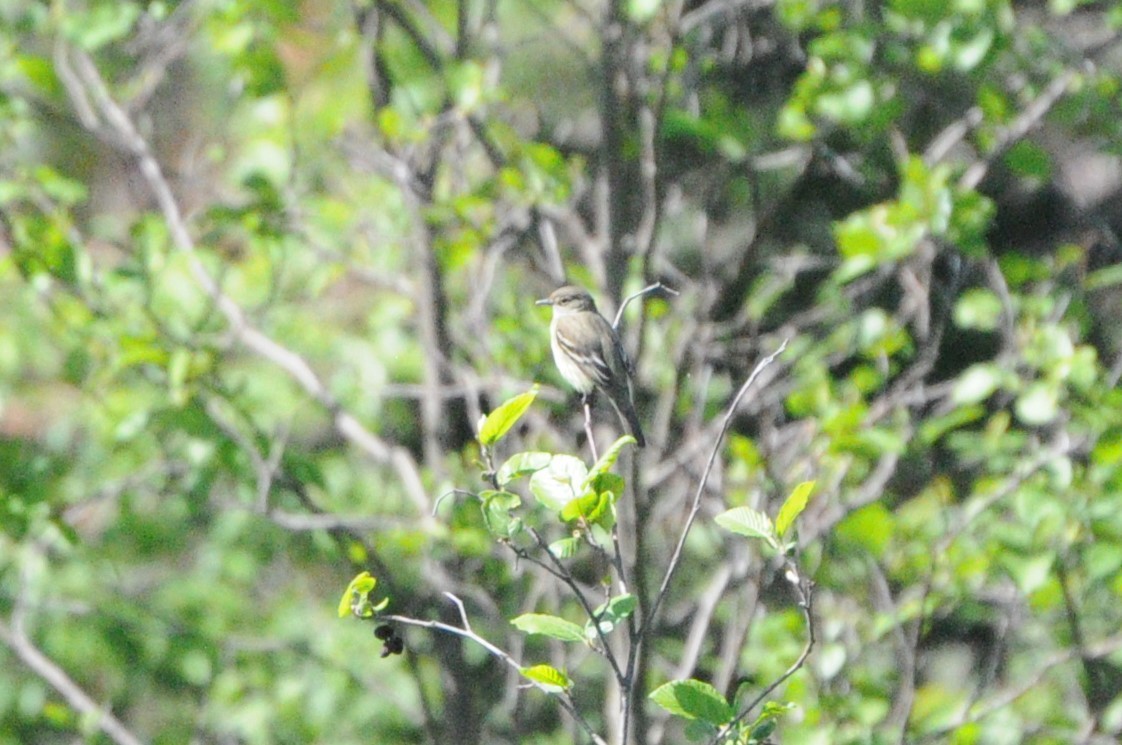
[3,0,1122,744]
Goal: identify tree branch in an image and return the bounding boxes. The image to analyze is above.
[56,45,432,517]
[0,619,145,745]
[384,593,610,745]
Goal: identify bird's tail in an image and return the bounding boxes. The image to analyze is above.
[608,391,646,448]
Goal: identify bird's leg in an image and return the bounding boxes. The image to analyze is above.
[581,392,599,462]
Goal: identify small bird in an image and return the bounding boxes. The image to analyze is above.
[536,285,646,447]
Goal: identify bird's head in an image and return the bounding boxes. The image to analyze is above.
[536,285,597,314]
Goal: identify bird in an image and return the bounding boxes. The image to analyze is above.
[536,285,646,447]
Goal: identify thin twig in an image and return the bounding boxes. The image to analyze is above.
[0,620,145,745]
[643,339,788,635]
[57,46,432,517]
[384,593,610,745]
[959,69,1078,191]
[583,397,600,462]
[612,282,678,330]
[622,339,788,743]
[714,563,814,742]
[527,528,626,685]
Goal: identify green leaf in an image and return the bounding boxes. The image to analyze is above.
[714,507,778,549]
[748,700,796,735]
[815,79,875,125]
[511,614,587,642]
[587,594,637,636]
[338,571,377,618]
[496,451,553,486]
[589,472,625,500]
[548,536,582,559]
[1005,140,1052,180]
[63,2,142,50]
[953,363,1002,406]
[586,435,637,481]
[559,488,612,525]
[520,664,572,692]
[1086,262,1122,290]
[479,386,539,447]
[480,490,522,538]
[836,502,895,557]
[649,679,733,725]
[530,455,589,511]
[558,471,623,528]
[627,0,661,23]
[34,165,88,205]
[918,404,985,444]
[953,289,1004,331]
[775,481,815,539]
[999,551,1055,595]
[1015,382,1059,426]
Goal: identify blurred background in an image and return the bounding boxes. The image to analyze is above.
[2,0,1122,743]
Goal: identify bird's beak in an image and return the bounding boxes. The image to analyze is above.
[535,298,552,306]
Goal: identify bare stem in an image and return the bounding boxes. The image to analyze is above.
[713,562,815,743]
[644,339,788,638]
[55,44,432,517]
[612,282,679,331]
[0,620,145,745]
[384,593,609,745]
[618,339,788,744]
[583,396,601,462]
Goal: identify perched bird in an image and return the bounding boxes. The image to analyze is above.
[536,285,646,447]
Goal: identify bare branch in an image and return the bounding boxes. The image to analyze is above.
[57,45,432,517]
[959,69,1079,191]
[620,339,787,743]
[714,563,814,742]
[0,620,145,745]
[644,338,788,634]
[612,281,678,330]
[384,594,610,745]
[916,632,1122,742]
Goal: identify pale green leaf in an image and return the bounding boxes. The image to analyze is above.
[1015,382,1059,426]
[548,536,582,559]
[587,594,637,636]
[953,363,1002,406]
[775,481,815,539]
[480,490,522,538]
[479,386,539,446]
[521,664,572,692]
[530,455,589,511]
[511,614,586,642]
[496,451,552,486]
[649,679,733,725]
[714,506,777,548]
[338,571,377,618]
[586,435,637,481]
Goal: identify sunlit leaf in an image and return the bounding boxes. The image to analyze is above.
[953,363,1002,406]
[649,679,733,725]
[586,435,637,481]
[496,451,553,486]
[1015,382,1059,426]
[586,594,637,636]
[480,490,522,538]
[479,386,539,447]
[338,571,377,618]
[511,614,586,643]
[775,481,815,539]
[530,455,589,511]
[521,664,572,693]
[548,536,582,559]
[714,507,778,549]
